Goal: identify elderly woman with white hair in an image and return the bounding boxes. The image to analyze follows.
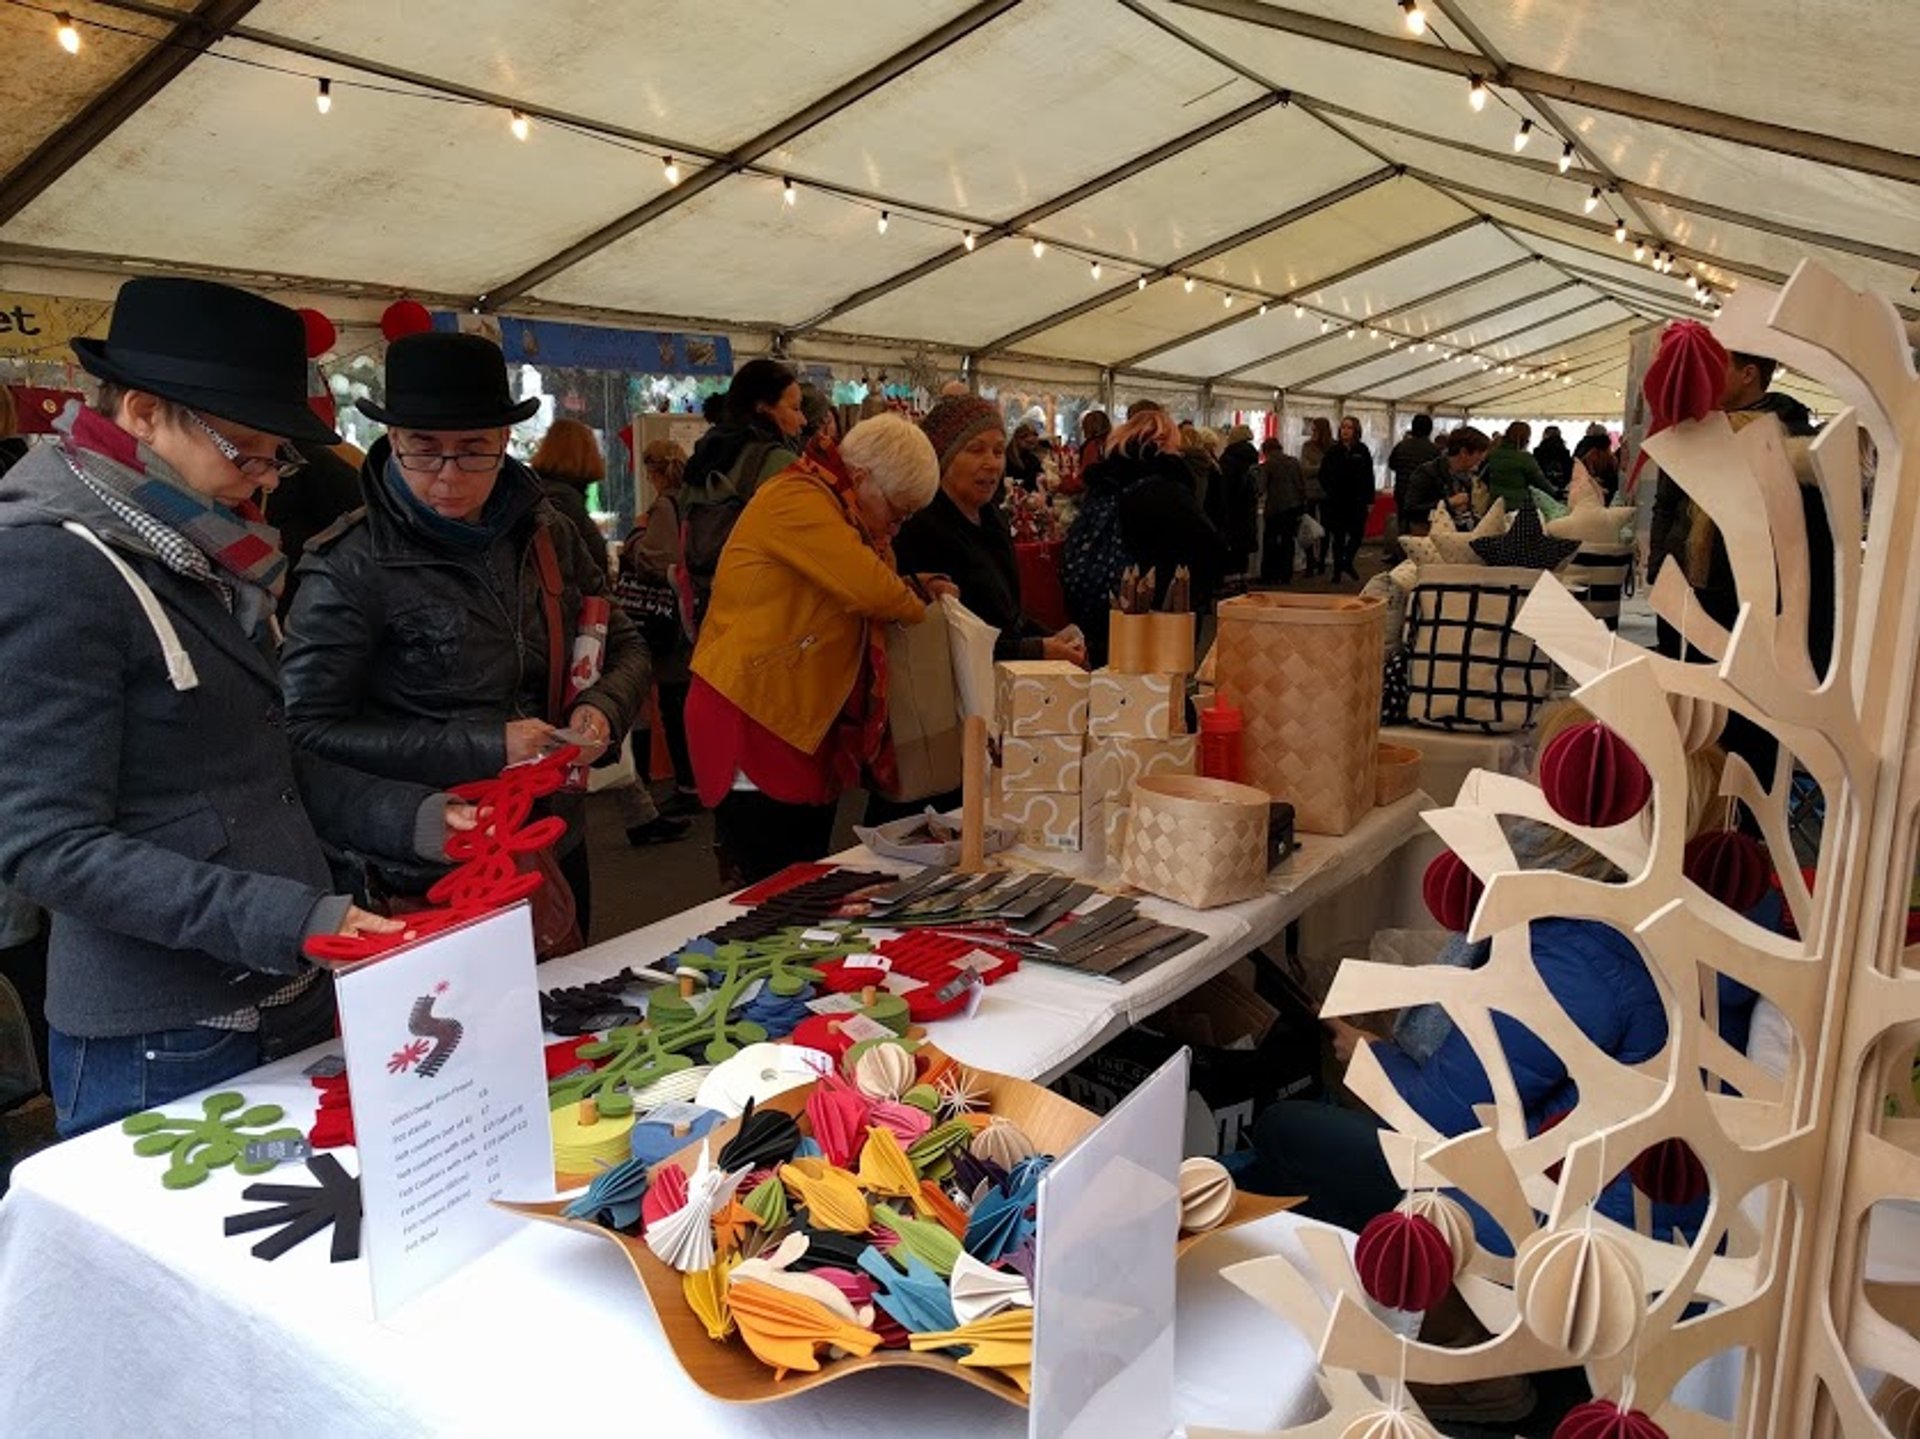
[686,413,955,883]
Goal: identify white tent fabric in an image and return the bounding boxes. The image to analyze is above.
[2,0,1914,420]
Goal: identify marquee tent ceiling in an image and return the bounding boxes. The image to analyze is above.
[2,0,1915,418]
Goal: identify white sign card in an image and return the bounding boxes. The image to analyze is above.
[1029,1049,1188,1439]
[335,905,552,1318]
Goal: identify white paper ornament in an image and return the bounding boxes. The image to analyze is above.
[970,1116,1039,1171]
[1514,1225,1644,1360]
[1178,1156,1236,1234]
[1340,1406,1440,1439]
[644,1140,751,1273]
[948,1251,1034,1324]
[850,1042,916,1102]
[1394,1191,1476,1277]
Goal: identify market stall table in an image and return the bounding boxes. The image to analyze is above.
[0,1037,1343,1439]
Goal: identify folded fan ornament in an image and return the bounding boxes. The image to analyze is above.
[949,1251,1033,1324]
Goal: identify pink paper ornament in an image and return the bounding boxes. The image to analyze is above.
[805,1075,871,1169]
[640,1162,688,1229]
[1422,850,1484,933]
[1554,1397,1668,1439]
[1355,1210,1454,1313]
[1683,830,1770,913]
[1539,722,1652,829]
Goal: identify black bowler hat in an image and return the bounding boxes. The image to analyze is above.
[71,276,339,444]
[357,332,540,430]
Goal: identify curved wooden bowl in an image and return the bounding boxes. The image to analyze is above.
[499,1051,1295,1404]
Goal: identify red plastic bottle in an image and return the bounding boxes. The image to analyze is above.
[1199,699,1244,783]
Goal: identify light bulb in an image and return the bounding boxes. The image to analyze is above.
[1564,375,1574,386]
[783,177,797,206]
[1320,318,1331,333]
[1614,218,1628,243]
[1136,276,1148,291]
[877,210,888,234]
[1293,303,1305,318]
[509,110,530,141]
[663,155,680,185]
[55,12,79,53]
[1513,119,1534,152]
[1399,0,1426,35]
[1558,142,1574,174]
[1183,275,1196,293]
[1468,77,1488,112]
[1426,342,1436,353]
[1258,302,1269,316]
[962,230,975,252]
[315,78,331,115]
[1388,337,1399,350]
[1584,186,1601,214]
[1222,292,1233,308]
[1633,239,1647,261]
[1367,328,1379,339]
[1090,260,1102,280]
[1031,237,1045,259]
[1345,327,1355,341]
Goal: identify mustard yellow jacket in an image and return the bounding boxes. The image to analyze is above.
[691,461,926,754]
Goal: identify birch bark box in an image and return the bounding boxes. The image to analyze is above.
[999,788,1083,852]
[1082,735,1199,806]
[994,660,1090,737]
[1000,735,1085,792]
[1214,592,1384,836]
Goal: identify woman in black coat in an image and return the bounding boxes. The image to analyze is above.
[0,279,460,1136]
[281,334,649,936]
[1319,416,1376,584]
[1215,426,1262,576]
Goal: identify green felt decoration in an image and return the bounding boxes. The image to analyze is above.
[122,1092,305,1190]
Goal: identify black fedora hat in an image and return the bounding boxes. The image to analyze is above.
[73,276,339,445]
[357,332,540,430]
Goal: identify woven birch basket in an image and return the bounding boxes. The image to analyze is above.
[1121,774,1272,909]
[1214,592,1385,836]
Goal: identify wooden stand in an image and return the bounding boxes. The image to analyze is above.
[959,713,988,874]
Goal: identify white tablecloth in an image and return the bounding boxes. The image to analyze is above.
[0,798,1430,1438]
[0,1026,1342,1439]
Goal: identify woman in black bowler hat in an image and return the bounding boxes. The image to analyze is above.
[0,276,469,1136]
[280,331,649,938]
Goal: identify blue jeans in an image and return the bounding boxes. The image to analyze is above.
[49,1025,262,1139]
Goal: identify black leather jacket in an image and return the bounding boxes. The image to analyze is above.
[280,438,649,792]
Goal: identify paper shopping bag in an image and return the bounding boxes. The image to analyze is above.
[879,606,965,801]
[941,594,999,724]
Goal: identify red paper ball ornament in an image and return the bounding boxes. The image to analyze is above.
[1683,829,1770,913]
[296,307,336,358]
[1628,1137,1708,1206]
[1422,849,1484,933]
[1355,1210,1454,1313]
[380,298,434,342]
[1553,1398,1668,1439]
[1539,722,1652,829]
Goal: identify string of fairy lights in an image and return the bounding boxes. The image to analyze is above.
[16,0,1715,391]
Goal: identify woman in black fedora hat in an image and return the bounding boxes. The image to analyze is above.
[0,276,472,1136]
[280,331,649,938]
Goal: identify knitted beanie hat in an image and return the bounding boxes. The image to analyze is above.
[920,394,1004,476]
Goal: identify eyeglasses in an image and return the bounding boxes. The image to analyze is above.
[185,410,305,479]
[394,449,507,474]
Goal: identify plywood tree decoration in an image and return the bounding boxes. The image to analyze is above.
[1197,261,1920,1439]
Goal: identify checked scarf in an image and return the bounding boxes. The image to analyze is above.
[55,402,287,638]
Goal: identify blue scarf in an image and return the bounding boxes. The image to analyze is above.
[382,452,525,552]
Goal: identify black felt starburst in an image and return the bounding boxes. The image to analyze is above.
[222,1153,363,1262]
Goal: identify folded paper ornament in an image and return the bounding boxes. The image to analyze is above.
[789,1223,870,1272]
[851,1042,917,1102]
[742,1173,789,1231]
[936,1066,991,1120]
[949,1251,1033,1325]
[564,1154,651,1231]
[779,1157,871,1234]
[1340,1407,1440,1439]
[868,1099,934,1147]
[1552,1397,1669,1439]
[1394,1191,1476,1277]
[1356,1210,1453,1313]
[856,1125,925,1209]
[731,1233,874,1326]
[908,1309,1034,1394]
[713,1198,758,1255]
[1627,1137,1709,1206]
[1177,1156,1235,1233]
[860,1246,959,1335]
[684,1256,739,1340]
[1515,1225,1644,1361]
[727,1278,882,1381]
[806,1076,872,1168]
[1668,693,1726,755]
[919,1179,971,1239]
[647,1141,751,1273]
[643,1162,688,1227]
[908,1117,978,1177]
[970,1116,1039,1172]
[901,1082,942,1115]
[718,1098,803,1172]
[1422,850,1484,934]
[964,1183,1036,1265]
[1683,829,1771,913]
[874,1201,964,1276]
[1539,722,1653,830]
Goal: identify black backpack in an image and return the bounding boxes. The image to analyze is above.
[678,435,780,632]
